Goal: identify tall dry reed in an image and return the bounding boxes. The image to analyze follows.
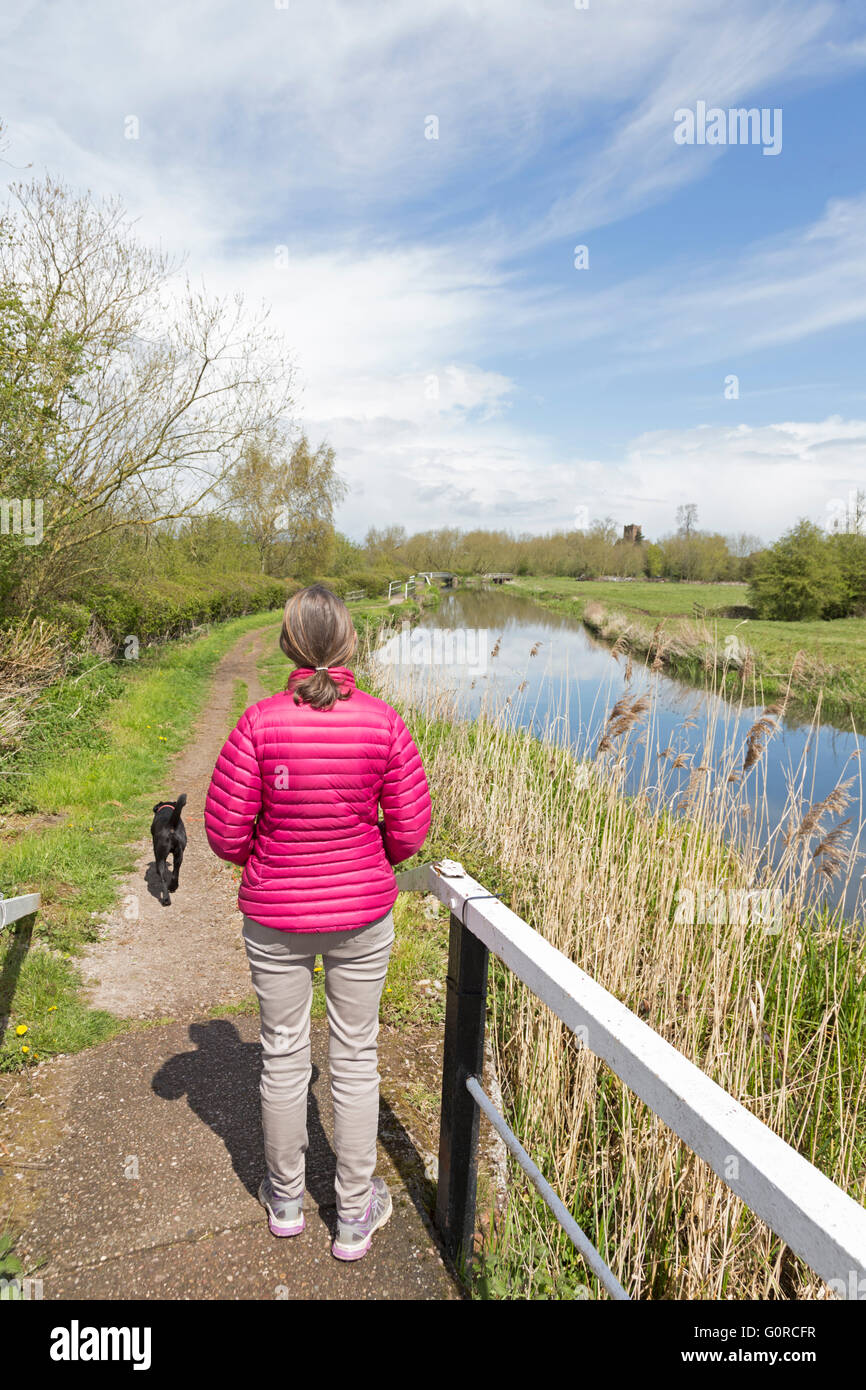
[361,626,866,1299]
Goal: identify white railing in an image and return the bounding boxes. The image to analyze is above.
[387,576,417,600]
[0,892,40,931]
[397,860,866,1298]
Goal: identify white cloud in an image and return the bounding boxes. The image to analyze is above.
[328,413,866,544]
[3,1,866,546]
[495,193,866,373]
[617,418,866,542]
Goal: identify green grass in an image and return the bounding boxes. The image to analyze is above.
[0,611,281,1071]
[511,576,748,617]
[511,575,866,720]
[228,679,249,730]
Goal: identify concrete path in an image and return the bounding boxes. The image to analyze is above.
[4,1015,462,1299]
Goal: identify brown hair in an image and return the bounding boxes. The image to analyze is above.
[280,584,357,710]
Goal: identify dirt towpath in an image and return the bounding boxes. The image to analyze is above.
[77,623,273,1021]
[0,623,464,1300]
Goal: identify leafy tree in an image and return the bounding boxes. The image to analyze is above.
[275,435,347,577]
[645,542,665,578]
[829,530,866,617]
[748,520,848,621]
[331,532,366,575]
[364,525,408,567]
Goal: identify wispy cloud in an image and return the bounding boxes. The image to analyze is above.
[2,0,865,543]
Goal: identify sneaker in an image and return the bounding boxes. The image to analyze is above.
[331,1177,393,1261]
[258,1175,305,1237]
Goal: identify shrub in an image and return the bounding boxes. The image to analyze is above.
[73,572,297,649]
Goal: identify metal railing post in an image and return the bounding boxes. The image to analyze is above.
[436,909,489,1263]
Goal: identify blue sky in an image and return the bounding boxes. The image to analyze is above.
[3,0,866,544]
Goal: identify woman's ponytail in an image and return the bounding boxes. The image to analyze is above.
[279,586,357,710]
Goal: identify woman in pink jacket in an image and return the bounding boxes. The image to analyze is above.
[205,585,431,1261]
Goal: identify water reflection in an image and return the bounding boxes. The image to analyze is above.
[371,588,865,923]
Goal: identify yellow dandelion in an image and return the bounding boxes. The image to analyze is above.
[48,1006,57,1013]
[21,1045,29,1053]
[15,1024,27,1035]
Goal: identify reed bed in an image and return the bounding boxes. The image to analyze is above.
[360,627,866,1300]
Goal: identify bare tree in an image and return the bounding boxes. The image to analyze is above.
[676,503,699,538]
[1,177,295,610]
[225,433,347,576]
[727,531,763,559]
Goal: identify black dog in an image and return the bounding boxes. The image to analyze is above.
[150,794,187,907]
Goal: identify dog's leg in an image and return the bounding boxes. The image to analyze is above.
[156,856,171,906]
[169,846,183,893]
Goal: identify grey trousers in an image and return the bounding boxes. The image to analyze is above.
[242,908,395,1220]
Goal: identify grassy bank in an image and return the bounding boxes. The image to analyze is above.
[0,611,283,1070]
[362,633,866,1300]
[511,576,866,722]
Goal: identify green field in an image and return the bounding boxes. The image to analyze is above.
[511,576,866,722]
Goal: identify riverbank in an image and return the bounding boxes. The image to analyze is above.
[365,633,866,1300]
[510,576,866,724]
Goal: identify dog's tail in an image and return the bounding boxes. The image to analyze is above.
[170,793,187,828]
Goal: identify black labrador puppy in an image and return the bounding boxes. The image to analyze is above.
[150,794,187,906]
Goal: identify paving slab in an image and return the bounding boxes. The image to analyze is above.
[3,1015,464,1300]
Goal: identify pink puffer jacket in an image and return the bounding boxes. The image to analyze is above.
[204,666,431,932]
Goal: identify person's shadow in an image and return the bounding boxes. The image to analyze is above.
[151,1018,458,1278]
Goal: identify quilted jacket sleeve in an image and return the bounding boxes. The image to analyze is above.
[379,710,431,866]
[204,708,263,866]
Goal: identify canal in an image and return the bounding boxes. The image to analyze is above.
[373,586,865,924]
